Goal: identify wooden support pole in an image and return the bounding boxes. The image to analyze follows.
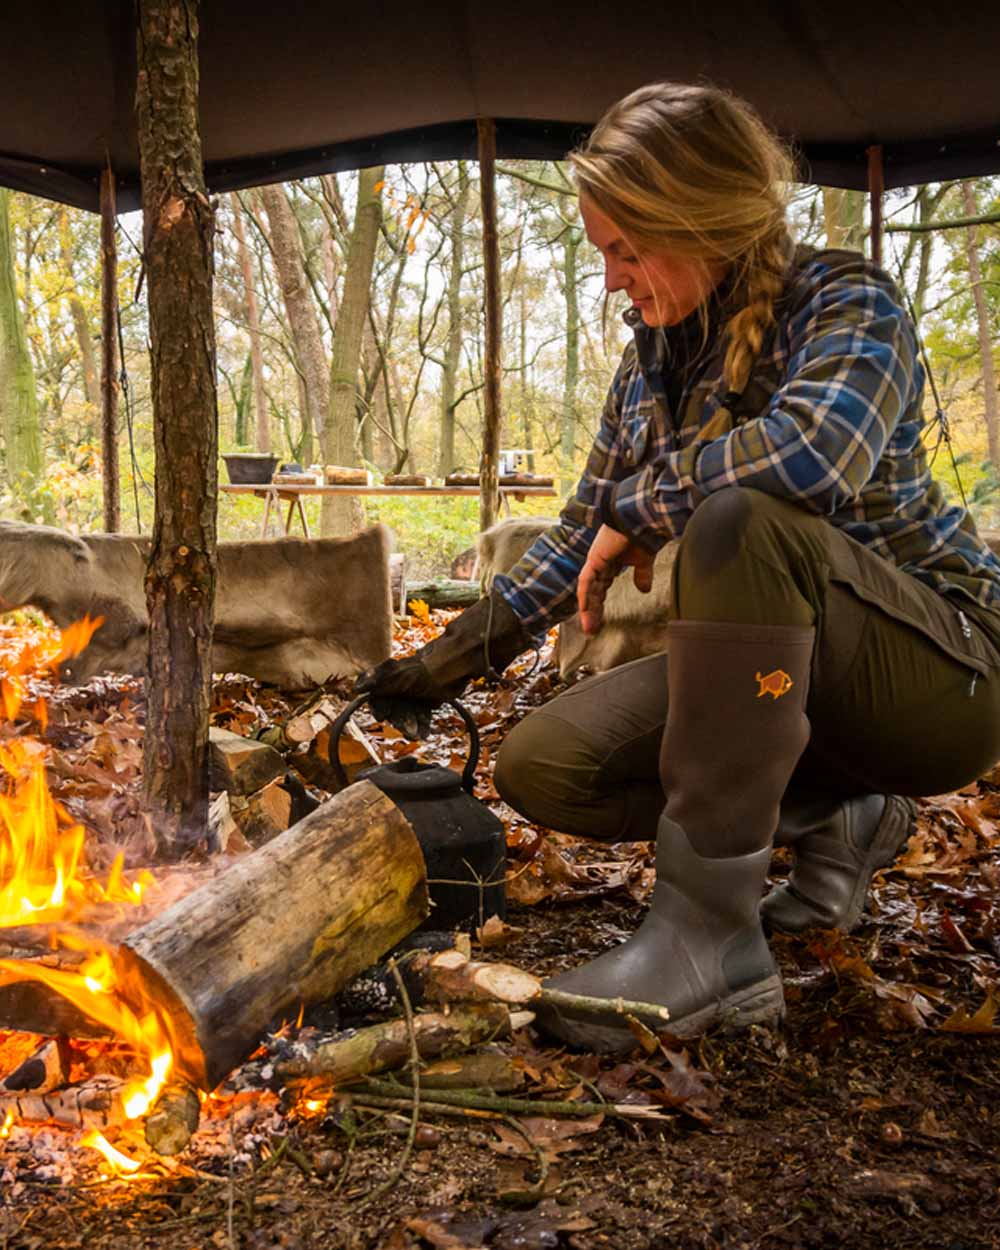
[100,167,120,533]
[477,118,501,533]
[867,144,884,268]
[136,0,219,853]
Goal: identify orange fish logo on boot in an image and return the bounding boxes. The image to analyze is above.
[756,669,794,700]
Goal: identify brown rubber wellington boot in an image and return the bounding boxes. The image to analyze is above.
[537,813,784,1051]
[536,620,815,1053]
[761,793,916,934]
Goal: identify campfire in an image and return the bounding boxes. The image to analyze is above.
[0,613,176,1173]
[0,611,432,1179]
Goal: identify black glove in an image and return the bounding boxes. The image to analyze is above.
[354,590,530,739]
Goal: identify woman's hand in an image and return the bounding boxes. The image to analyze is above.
[577,524,655,635]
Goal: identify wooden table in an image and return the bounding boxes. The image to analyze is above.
[220,482,559,538]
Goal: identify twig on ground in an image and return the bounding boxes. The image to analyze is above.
[538,986,670,1026]
[497,1113,549,1204]
[351,957,421,1209]
[353,1079,667,1120]
[226,1109,236,1250]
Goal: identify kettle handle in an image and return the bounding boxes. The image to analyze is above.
[326,694,481,794]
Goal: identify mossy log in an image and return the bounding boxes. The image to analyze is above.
[404,579,480,609]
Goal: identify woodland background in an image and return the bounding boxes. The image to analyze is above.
[0,168,998,576]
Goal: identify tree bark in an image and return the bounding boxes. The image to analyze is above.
[230,195,270,452]
[0,188,43,504]
[822,188,865,250]
[260,184,330,460]
[477,122,502,532]
[58,211,101,418]
[323,165,384,535]
[559,213,581,495]
[136,0,218,854]
[962,181,1000,471]
[99,171,121,532]
[439,161,470,478]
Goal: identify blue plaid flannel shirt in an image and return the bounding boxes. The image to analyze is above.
[495,247,1000,637]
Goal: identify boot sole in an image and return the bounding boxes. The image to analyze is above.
[536,975,785,1054]
[763,796,916,935]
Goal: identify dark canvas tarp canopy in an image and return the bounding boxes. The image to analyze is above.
[2,0,999,211]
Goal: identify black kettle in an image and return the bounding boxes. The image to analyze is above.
[328,696,507,932]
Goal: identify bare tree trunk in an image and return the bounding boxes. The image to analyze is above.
[439,161,469,478]
[0,188,43,506]
[559,213,581,495]
[99,171,120,532]
[230,195,270,452]
[822,188,865,250]
[323,165,384,536]
[962,181,1000,471]
[58,211,100,423]
[477,122,501,532]
[520,280,535,472]
[136,0,218,855]
[260,184,328,462]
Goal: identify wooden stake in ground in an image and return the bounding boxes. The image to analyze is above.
[117,781,429,1090]
[477,118,502,533]
[99,165,120,534]
[136,0,218,854]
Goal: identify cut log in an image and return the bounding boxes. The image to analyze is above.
[384,474,432,487]
[324,465,371,486]
[1,1038,70,1093]
[230,776,292,847]
[405,579,481,609]
[410,949,542,1007]
[0,1075,124,1130]
[276,1002,510,1084]
[145,1081,200,1155]
[0,943,111,1039]
[116,781,429,1090]
[209,728,285,796]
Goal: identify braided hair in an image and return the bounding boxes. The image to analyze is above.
[570,82,797,393]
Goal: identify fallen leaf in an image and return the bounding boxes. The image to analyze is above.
[939,994,1000,1034]
[476,915,524,948]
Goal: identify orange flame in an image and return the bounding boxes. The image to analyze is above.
[0,615,172,1168]
[80,1130,141,1174]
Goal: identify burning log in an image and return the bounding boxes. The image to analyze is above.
[144,1081,200,1155]
[1,1038,70,1093]
[117,780,428,1090]
[0,942,110,1039]
[0,1074,124,1130]
[276,1002,510,1084]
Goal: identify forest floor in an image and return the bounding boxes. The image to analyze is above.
[1,610,999,1250]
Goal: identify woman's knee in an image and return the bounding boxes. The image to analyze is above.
[494,709,594,830]
[673,488,819,625]
[679,487,803,579]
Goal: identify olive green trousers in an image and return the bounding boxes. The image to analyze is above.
[494,488,1000,840]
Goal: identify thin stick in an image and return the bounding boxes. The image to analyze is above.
[538,987,670,1024]
[354,1080,667,1120]
[497,1114,549,1204]
[351,957,421,1208]
[226,1110,236,1250]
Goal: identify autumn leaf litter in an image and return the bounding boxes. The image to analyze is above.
[1,611,999,1249]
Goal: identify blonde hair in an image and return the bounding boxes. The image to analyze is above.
[570,82,796,394]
